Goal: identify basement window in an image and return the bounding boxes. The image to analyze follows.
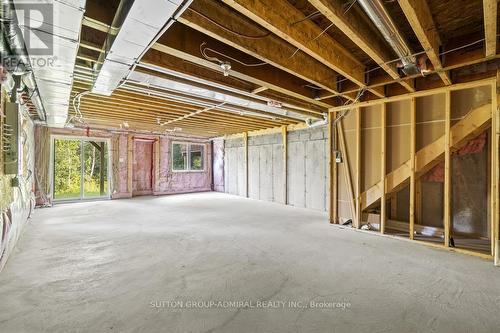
[172,142,205,172]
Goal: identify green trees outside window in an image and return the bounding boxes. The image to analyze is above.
[172,142,205,172]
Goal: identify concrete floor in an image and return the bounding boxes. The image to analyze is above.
[0,192,499,333]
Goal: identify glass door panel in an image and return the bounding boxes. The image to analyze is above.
[83,141,109,198]
[53,139,82,200]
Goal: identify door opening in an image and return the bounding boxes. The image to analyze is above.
[53,137,110,201]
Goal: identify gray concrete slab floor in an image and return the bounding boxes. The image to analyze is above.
[0,192,499,333]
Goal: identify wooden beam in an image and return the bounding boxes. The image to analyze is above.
[483,0,498,57]
[444,91,451,247]
[397,0,452,86]
[409,98,416,239]
[308,0,414,93]
[330,77,496,111]
[282,125,288,205]
[380,103,387,233]
[361,101,493,210]
[338,120,357,222]
[179,0,344,97]
[355,107,361,228]
[127,135,133,194]
[328,112,337,223]
[492,74,499,262]
[221,0,365,87]
[151,24,332,110]
[243,131,249,198]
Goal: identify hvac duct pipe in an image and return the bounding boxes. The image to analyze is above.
[0,0,46,120]
[357,0,419,75]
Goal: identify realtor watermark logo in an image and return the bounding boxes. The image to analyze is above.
[150,299,352,311]
[13,2,54,55]
[1,1,57,71]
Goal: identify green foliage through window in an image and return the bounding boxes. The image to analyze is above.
[172,142,204,172]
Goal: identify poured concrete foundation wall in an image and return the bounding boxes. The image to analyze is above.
[224,137,246,197]
[224,127,329,211]
[212,139,225,192]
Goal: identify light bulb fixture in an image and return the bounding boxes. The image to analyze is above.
[220,62,231,77]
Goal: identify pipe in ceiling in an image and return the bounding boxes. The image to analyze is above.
[357,0,420,75]
[92,0,193,96]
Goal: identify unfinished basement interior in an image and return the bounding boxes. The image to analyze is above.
[1,0,500,332]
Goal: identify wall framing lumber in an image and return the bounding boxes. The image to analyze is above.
[328,112,337,223]
[355,107,361,228]
[492,73,499,261]
[338,120,357,222]
[361,100,493,211]
[282,125,288,205]
[380,104,387,233]
[409,98,416,239]
[127,135,133,194]
[243,131,249,198]
[397,0,451,86]
[444,91,451,247]
[330,78,497,111]
[483,0,498,58]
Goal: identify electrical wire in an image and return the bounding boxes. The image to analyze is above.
[201,42,267,67]
[188,7,271,40]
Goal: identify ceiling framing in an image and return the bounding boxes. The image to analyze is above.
[70,0,499,137]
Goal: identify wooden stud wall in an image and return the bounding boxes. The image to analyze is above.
[331,79,498,263]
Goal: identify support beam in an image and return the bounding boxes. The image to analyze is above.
[355,107,361,228]
[99,142,105,195]
[151,24,332,110]
[282,125,288,205]
[338,121,357,222]
[397,0,452,85]
[328,112,337,223]
[221,0,366,88]
[243,131,249,198]
[380,103,387,233]
[179,0,343,97]
[308,0,414,93]
[483,0,498,57]
[127,135,133,194]
[409,98,416,239]
[444,91,451,247]
[492,74,499,262]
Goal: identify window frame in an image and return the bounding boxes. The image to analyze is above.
[171,141,206,173]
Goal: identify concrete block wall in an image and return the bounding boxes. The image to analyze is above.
[224,126,329,212]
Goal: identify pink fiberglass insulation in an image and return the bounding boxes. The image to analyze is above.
[156,137,212,194]
[117,135,128,194]
[422,132,487,182]
[133,140,153,194]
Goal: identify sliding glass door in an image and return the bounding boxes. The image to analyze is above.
[53,137,109,201]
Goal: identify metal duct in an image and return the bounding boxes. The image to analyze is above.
[10,0,86,127]
[0,0,46,120]
[92,0,193,95]
[357,0,419,75]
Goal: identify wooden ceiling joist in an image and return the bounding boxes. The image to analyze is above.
[178,0,343,98]
[151,24,334,109]
[483,0,498,58]
[397,0,452,85]
[220,0,371,90]
[308,0,415,92]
